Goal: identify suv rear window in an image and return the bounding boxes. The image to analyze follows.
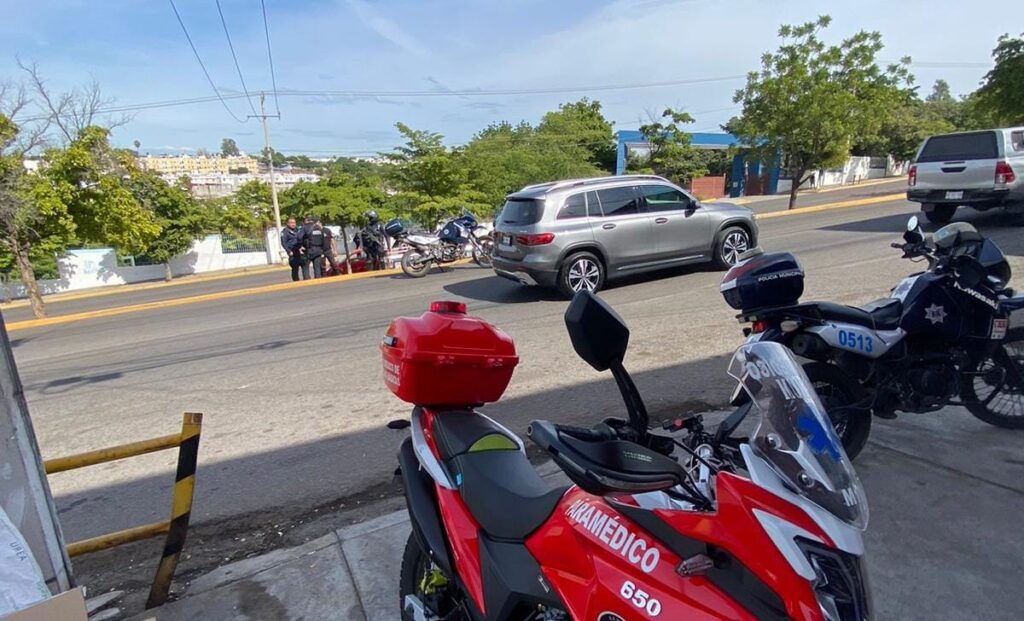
[499,198,544,225]
[594,186,640,216]
[918,132,998,163]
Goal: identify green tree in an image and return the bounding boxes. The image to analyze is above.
[536,98,617,172]
[462,120,605,209]
[40,126,161,254]
[260,147,286,168]
[224,180,273,231]
[220,138,240,157]
[633,108,710,186]
[125,170,206,281]
[853,85,955,160]
[383,123,489,227]
[975,32,1024,125]
[730,16,911,209]
[0,108,75,317]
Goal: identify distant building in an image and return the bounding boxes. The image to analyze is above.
[138,154,259,175]
[175,172,320,198]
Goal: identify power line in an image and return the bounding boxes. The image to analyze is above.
[167,0,246,123]
[214,0,260,118]
[260,0,281,116]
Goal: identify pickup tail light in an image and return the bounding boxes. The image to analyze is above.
[996,161,1016,186]
[908,164,917,187]
[515,233,555,246]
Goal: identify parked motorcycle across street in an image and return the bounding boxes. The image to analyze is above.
[721,216,1024,459]
[388,212,494,278]
[382,293,871,621]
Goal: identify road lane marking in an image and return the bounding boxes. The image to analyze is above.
[5,265,410,331]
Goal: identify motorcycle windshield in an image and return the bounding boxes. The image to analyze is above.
[728,342,868,529]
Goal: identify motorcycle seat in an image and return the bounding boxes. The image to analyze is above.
[804,299,902,331]
[432,412,566,540]
[406,234,436,245]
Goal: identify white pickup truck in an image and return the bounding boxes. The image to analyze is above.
[907,128,1024,224]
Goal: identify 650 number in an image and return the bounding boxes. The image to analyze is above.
[620,580,661,617]
[837,329,873,353]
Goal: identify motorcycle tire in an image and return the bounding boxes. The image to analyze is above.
[961,327,1024,429]
[399,532,465,621]
[802,362,871,461]
[401,249,431,278]
[472,235,494,268]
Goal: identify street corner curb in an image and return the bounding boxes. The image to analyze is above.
[337,509,410,543]
[186,533,340,595]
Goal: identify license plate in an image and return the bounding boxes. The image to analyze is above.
[991,318,1008,340]
[945,191,964,200]
[499,233,514,247]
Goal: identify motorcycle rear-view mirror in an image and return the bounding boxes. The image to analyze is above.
[904,215,925,245]
[564,291,629,371]
[955,256,987,289]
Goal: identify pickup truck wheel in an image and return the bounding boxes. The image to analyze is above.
[922,204,955,224]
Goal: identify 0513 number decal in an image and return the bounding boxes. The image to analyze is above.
[837,329,873,353]
[620,580,661,617]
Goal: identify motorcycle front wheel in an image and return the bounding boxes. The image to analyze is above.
[401,249,431,278]
[803,362,871,460]
[399,533,467,621]
[962,328,1024,429]
[472,236,494,268]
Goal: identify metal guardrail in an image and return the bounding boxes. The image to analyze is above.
[43,412,203,608]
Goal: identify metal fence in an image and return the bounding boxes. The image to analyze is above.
[221,232,267,254]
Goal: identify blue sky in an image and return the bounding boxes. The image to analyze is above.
[3,0,1020,156]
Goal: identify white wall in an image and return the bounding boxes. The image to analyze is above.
[774,155,907,196]
[1,235,270,300]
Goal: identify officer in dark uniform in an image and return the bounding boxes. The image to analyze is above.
[354,210,389,270]
[303,217,328,278]
[281,217,308,281]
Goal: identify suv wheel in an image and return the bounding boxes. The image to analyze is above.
[713,226,750,269]
[923,203,955,224]
[558,252,605,298]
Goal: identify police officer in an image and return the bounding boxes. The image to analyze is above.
[355,211,389,270]
[281,217,309,281]
[303,217,328,278]
[321,222,342,275]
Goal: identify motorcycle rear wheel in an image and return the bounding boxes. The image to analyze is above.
[803,362,871,460]
[401,249,431,278]
[399,533,467,621]
[962,328,1024,429]
[472,236,494,268]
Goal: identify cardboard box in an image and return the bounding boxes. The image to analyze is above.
[1,588,87,621]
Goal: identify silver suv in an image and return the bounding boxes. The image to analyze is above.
[907,127,1024,224]
[491,175,758,297]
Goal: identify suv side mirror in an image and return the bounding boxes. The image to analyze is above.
[564,291,628,371]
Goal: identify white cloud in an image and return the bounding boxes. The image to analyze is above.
[345,0,428,57]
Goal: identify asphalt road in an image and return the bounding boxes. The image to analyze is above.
[8,179,1024,617]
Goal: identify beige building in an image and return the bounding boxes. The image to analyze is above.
[138,154,259,175]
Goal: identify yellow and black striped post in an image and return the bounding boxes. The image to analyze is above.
[146,412,202,609]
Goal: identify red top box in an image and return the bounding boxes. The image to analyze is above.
[381,301,519,407]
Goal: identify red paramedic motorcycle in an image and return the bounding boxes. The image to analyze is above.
[382,293,872,621]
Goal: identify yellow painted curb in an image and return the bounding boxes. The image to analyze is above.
[757,192,906,220]
[5,263,427,331]
[0,264,288,310]
[728,177,906,205]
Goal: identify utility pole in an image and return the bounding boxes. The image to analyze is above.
[251,93,283,260]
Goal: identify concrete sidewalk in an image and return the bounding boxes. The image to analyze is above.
[128,408,1024,621]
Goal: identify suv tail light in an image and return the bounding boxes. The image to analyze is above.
[996,161,1016,186]
[907,165,917,187]
[515,233,555,246]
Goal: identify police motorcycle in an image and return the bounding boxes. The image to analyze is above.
[384,292,871,621]
[387,211,494,278]
[722,216,1024,460]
